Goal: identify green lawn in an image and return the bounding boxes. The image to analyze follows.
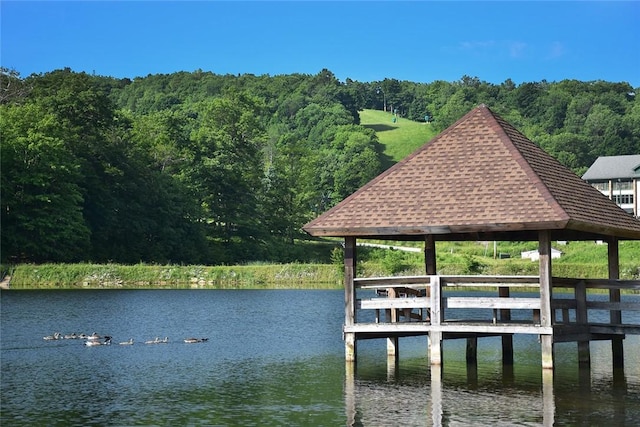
[359,109,438,168]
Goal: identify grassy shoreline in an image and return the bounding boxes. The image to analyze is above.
[3,259,638,292]
[2,263,344,290]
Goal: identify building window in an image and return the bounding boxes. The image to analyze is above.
[614,180,633,191]
[613,194,634,205]
[592,182,608,191]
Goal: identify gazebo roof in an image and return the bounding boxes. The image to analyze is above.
[303,105,640,241]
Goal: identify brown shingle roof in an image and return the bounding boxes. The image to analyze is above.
[303,105,640,241]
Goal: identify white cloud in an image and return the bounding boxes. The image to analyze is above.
[508,41,527,58]
[546,41,565,59]
[459,40,496,51]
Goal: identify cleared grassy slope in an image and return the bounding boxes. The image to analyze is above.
[360,109,438,167]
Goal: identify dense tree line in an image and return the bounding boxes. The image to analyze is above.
[1,67,638,264]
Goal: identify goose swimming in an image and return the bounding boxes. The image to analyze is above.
[86,332,101,341]
[184,338,208,343]
[84,336,112,346]
[119,338,134,345]
[43,332,62,340]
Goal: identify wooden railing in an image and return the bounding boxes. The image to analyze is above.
[354,275,542,325]
[551,278,640,335]
[352,275,640,334]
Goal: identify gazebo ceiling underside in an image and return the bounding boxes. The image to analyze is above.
[303,105,640,242]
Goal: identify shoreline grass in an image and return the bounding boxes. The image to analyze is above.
[4,263,344,290]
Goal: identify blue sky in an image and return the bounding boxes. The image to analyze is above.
[2,1,639,86]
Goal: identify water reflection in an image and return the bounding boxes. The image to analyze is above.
[345,361,553,426]
[344,337,640,426]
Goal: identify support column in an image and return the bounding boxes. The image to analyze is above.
[499,286,514,365]
[608,237,624,370]
[542,368,555,426]
[466,337,478,364]
[345,362,356,427]
[425,234,436,275]
[425,235,437,362]
[539,230,554,370]
[344,236,357,363]
[576,280,591,366]
[430,365,443,425]
[387,337,398,358]
[429,275,443,365]
[387,340,399,380]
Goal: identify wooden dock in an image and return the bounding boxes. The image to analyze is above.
[344,273,640,371]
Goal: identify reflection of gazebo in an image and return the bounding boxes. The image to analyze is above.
[304,105,640,370]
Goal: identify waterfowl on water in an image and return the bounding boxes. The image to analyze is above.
[86,332,101,341]
[84,336,112,346]
[184,338,209,344]
[43,332,62,340]
[145,337,168,344]
[64,333,79,339]
[119,338,134,345]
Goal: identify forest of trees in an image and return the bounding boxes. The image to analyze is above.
[2,67,639,265]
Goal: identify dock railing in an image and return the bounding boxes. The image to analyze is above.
[351,275,640,337]
[354,275,542,329]
[551,278,640,336]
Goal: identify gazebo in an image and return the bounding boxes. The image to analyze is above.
[303,105,640,370]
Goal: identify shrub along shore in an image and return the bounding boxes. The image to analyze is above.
[3,259,639,292]
[2,263,344,290]
[3,241,638,290]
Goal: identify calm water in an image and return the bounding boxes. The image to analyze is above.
[1,289,639,426]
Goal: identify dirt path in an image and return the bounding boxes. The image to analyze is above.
[0,275,11,290]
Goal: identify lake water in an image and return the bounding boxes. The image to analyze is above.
[1,289,639,426]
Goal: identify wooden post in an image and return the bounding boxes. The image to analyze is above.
[430,364,443,425]
[499,286,514,365]
[429,275,443,365]
[608,237,624,370]
[425,235,436,275]
[344,237,357,363]
[387,336,398,358]
[539,230,554,370]
[425,234,436,355]
[466,337,478,364]
[542,368,555,426]
[576,280,590,366]
[345,362,356,426]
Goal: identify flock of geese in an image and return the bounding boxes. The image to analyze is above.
[43,332,208,346]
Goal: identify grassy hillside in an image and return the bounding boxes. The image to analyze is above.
[360,109,438,167]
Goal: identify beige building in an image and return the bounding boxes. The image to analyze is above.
[582,154,640,218]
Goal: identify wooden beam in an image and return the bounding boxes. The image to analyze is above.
[608,237,624,370]
[446,297,541,310]
[425,235,436,275]
[359,297,429,310]
[344,237,357,362]
[500,287,514,365]
[429,275,443,365]
[539,230,554,370]
[576,280,590,366]
[466,337,477,364]
[345,322,554,335]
